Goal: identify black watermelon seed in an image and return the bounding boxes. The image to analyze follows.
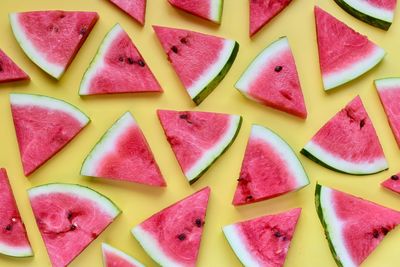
[245,195,253,201]
[171,46,178,53]
[0,63,3,72]
[372,229,379,238]
[274,231,282,238]
[180,37,188,44]
[5,224,12,231]
[177,233,186,240]
[179,114,188,119]
[67,211,73,220]
[138,60,145,67]
[80,27,88,35]
[391,175,399,181]
[195,218,202,227]
[382,227,389,235]
[70,224,77,231]
[360,119,366,129]
[274,66,283,72]
[127,58,134,65]
[118,56,124,62]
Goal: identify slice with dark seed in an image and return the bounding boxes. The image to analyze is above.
[0,49,29,83]
[381,172,400,194]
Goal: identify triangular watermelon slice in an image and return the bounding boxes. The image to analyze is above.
[315,184,400,266]
[0,49,29,83]
[314,6,385,90]
[232,124,309,206]
[0,168,33,257]
[153,26,239,105]
[235,36,307,119]
[381,172,400,194]
[9,11,98,79]
[80,24,162,95]
[102,243,145,267]
[301,96,388,175]
[109,0,146,25]
[157,109,242,183]
[132,187,210,266]
[223,208,301,266]
[167,0,223,23]
[250,0,293,37]
[375,77,400,148]
[10,93,90,176]
[28,183,121,267]
[81,111,166,186]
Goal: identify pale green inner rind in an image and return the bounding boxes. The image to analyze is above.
[102,243,145,267]
[0,243,33,258]
[374,77,400,90]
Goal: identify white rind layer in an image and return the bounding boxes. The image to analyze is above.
[81,112,136,177]
[187,39,236,99]
[340,0,394,22]
[185,115,241,181]
[0,243,33,258]
[304,140,388,174]
[210,0,222,22]
[102,243,144,267]
[375,77,400,91]
[132,225,185,267]
[9,13,64,79]
[10,93,90,126]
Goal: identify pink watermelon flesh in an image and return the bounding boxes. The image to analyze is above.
[250,0,293,37]
[0,168,32,256]
[0,49,29,83]
[381,173,400,194]
[368,0,396,9]
[109,0,146,25]
[168,0,219,23]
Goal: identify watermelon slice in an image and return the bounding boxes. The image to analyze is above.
[10,93,90,176]
[232,124,309,206]
[167,0,224,24]
[102,243,145,267]
[235,36,307,119]
[157,109,242,183]
[375,77,400,148]
[334,0,397,30]
[81,111,166,186]
[314,6,385,90]
[315,184,400,267]
[109,0,146,25]
[9,11,98,79]
[250,0,293,37]
[79,24,161,95]
[301,96,387,175]
[153,26,239,105]
[132,187,210,267]
[223,208,301,266]
[0,49,29,83]
[0,168,33,257]
[381,172,400,194]
[28,183,121,267]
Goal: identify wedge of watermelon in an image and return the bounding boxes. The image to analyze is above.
[250,0,293,37]
[223,208,301,266]
[381,173,400,194]
[9,11,98,79]
[80,24,161,95]
[233,125,309,206]
[109,0,146,25]
[301,96,387,175]
[0,168,32,257]
[102,243,145,267]
[10,93,90,176]
[315,6,385,90]
[334,0,397,30]
[153,26,239,105]
[167,0,224,23]
[132,187,210,267]
[81,111,166,186]
[315,184,400,267]
[375,77,400,148]
[235,36,307,119]
[157,109,242,183]
[28,183,121,267]
[0,49,29,83]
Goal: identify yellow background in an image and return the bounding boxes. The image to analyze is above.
[0,0,400,266]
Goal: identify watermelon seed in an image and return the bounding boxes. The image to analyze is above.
[67,211,73,220]
[391,175,399,181]
[360,119,365,129]
[245,195,253,201]
[138,60,145,67]
[0,62,3,72]
[171,46,178,53]
[5,224,12,231]
[179,114,188,119]
[382,227,389,235]
[195,218,203,227]
[70,224,76,231]
[59,14,65,19]
[274,66,283,72]
[118,56,124,62]
[127,58,134,65]
[180,37,188,44]
[91,232,98,238]
[372,229,379,238]
[177,233,186,240]
[80,27,88,35]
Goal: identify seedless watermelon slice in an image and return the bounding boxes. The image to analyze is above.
[233,125,309,205]
[381,172,400,194]
[80,24,161,95]
[235,36,307,119]
[157,109,242,183]
[167,0,223,23]
[102,243,145,267]
[29,183,121,267]
[81,111,166,186]
[153,26,239,105]
[10,93,90,176]
[109,0,146,25]
[132,187,210,267]
[0,168,32,257]
[315,184,400,267]
[301,96,387,175]
[315,7,385,90]
[9,11,98,79]
[223,208,301,266]
[0,49,29,83]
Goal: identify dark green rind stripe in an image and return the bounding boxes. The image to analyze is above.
[192,41,239,105]
[334,0,391,30]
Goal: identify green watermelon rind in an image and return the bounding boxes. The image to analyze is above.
[0,245,33,258]
[213,0,224,23]
[102,243,145,267]
[333,0,393,30]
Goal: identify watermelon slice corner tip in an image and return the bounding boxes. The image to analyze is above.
[102,242,145,267]
[167,0,224,24]
[381,172,400,194]
[0,49,30,83]
[109,0,146,25]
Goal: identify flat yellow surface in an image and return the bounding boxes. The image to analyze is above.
[1,0,400,266]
